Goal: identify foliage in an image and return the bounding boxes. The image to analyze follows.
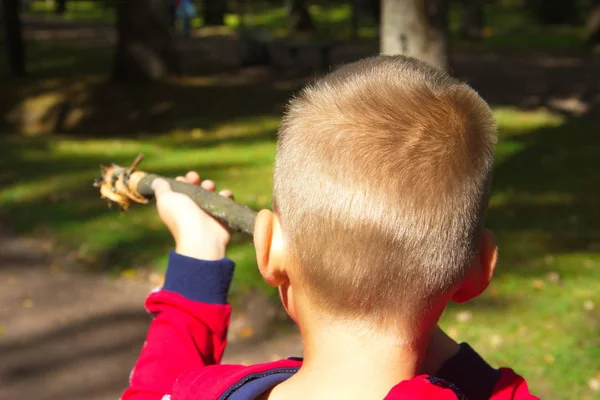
[24,1,587,49]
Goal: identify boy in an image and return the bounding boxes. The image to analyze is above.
[122,56,538,400]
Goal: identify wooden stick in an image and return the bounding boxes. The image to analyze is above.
[137,174,257,237]
[95,156,258,238]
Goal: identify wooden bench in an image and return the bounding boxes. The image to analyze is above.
[238,28,334,71]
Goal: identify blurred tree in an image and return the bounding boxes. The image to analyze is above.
[350,0,359,39]
[2,0,26,76]
[366,0,381,23]
[380,0,449,70]
[350,0,380,37]
[20,0,31,12]
[113,0,181,81]
[525,0,580,25]
[203,0,227,26]
[55,0,67,14]
[287,0,315,32]
[588,0,600,44]
[459,0,484,41]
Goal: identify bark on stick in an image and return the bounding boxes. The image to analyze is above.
[137,174,258,237]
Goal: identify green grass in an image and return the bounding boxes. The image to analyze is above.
[2,24,599,400]
[29,0,116,24]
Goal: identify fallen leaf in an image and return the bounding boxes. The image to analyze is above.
[517,326,528,337]
[532,279,545,289]
[21,298,34,309]
[447,327,459,338]
[149,273,164,286]
[584,300,595,311]
[85,255,97,265]
[191,129,205,138]
[238,326,254,338]
[257,196,269,206]
[490,334,503,348]
[546,272,560,284]
[456,311,472,323]
[120,269,137,280]
[51,261,62,273]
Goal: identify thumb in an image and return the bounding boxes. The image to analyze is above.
[152,178,172,198]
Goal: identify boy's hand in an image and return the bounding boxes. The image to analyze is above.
[153,171,233,261]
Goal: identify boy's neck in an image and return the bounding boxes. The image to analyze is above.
[268,319,430,400]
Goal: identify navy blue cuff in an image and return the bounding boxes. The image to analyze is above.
[163,251,235,304]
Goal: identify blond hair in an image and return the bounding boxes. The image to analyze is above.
[273,55,497,327]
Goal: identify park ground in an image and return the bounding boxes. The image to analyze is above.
[1,2,600,399]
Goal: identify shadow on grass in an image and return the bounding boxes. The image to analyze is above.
[0,78,295,138]
[486,112,600,280]
[0,146,264,269]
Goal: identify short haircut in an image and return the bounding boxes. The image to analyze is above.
[273,55,497,328]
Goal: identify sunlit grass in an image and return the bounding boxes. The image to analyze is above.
[29,0,116,23]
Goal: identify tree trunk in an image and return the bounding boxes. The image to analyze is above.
[525,0,580,25]
[2,0,26,76]
[459,0,484,41]
[112,0,181,82]
[587,0,600,45]
[203,0,227,26]
[55,0,67,14]
[366,0,381,24]
[287,0,315,33]
[380,0,449,71]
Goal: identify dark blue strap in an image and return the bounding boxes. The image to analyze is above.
[220,369,299,400]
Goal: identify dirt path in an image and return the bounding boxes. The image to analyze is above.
[0,228,301,400]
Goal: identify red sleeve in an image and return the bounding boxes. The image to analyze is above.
[491,369,540,400]
[121,252,235,400]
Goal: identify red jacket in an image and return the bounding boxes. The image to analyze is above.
[121,252,539,400]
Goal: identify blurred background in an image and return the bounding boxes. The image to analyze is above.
[1,0,599,399]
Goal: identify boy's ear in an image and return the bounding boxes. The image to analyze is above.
[254,209,287,287]
[452,229,498,304]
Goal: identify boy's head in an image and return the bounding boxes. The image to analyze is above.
[255,55,498,334]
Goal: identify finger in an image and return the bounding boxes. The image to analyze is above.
[175,176,185,182]
[201,180,216,191]
[185,171,201,185]
[152,178,172,197]
[219,189,233,199]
